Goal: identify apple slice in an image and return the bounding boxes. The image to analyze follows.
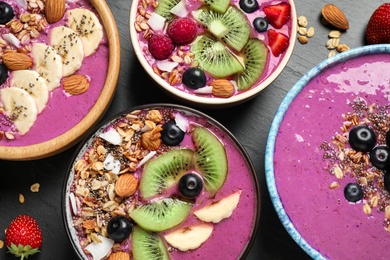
[193,190,241,223]
[163,223,213,251]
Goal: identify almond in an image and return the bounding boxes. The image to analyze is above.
[141,125,162,151]
[210,79,235,98]
[108,252,130,260]
[82,219,97,230]
[62,74,90,95]
[321,4,349,30]
[115,173,138,198]
[2,52,33,70]
[45,0,66,24]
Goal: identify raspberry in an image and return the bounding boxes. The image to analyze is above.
[167,17,198,45]
[148,34,175,60]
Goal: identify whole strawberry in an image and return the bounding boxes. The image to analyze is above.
[366,3,390,44]
[167,17,198,45]
[5,215,42,260]
[148,34,175,60]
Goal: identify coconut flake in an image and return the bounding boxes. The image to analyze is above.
[2,34,20,48]
[138,151,157,168]
[175,113,188,132]
[156,60,179,72]
[103,153,121,174]
[69,192,77,215]
[194,86,213,94]
[171,0,189,17]
[85,236,114,260]
[99,128,122,145]
[15,0,28,9]
[147,12,166,31]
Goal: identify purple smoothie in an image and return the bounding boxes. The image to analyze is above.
[273,51,390,259]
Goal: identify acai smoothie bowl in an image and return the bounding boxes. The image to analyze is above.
[266,45,390,259]
[0,0,120,160]
[63,104,260,259]
[129,0,296,108]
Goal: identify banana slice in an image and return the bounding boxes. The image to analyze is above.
[31,43,63,91]
[11,70,49,114]
[50,26,84,77]
[0,87,38,135]
[163,223,213,251]
[67,8,104,57]
[193,190,241,223]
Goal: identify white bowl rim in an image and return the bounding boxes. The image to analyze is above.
[265,44,390,259]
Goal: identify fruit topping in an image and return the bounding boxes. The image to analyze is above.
[344,183,363,203]
[267,29,289,57]
[167,17,198,45]
[263,2,291,29]
[0,2,14,25]
[192,126,228,196]
[155,0,181,19]
[366,3,390,44]
[107,216,133,242]
[182,67,207,89]
[179,173,203,199]
[148,34,175,60]
[131,226,169,260]
[0,63,8,85]
[369,146,390,170]
[161,120,186,145]
[129,198,192,232]
[239,0,259,13]
[253,17,269,32]
[348,125,376,153]
[194,190,241,223]
[5,214,42,259]
[163,223,214,251]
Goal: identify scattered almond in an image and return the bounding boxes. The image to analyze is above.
[297,16,308,27]
[45,0,66,24]
[2,52,33,70]
[19,193,25,204]
[62,74,90,95]
[321,4,349,30]
[115,174,138,198]
[297,35,308,44]
[306,27,315,38]
[0,240,3,249]
[83,219,97,230]
[30,183,40,193]
[210,79,235,98]
[336,43,350,52]
[108,251,130,260]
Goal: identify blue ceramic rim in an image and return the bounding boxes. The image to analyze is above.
[264,44,390,259]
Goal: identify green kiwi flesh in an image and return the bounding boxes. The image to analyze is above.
[191,34,244,78]
[139,148,196,199]
[155,0,181,19]
[200,0,230,13]
[192,6,250,52]
[131,226,170,260]
[130,198,192,232]
[192,127,228,196]
[237,38,268,90]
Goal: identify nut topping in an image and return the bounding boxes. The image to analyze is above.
[62,74,90,95]
[45,0,66,24]
[321,4,349,30]
[210,79,235,98]
[115,174,139,198]
[2,52,33,70]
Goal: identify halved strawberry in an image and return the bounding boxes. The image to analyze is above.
[366,3,390,44]
[263,2,291,29]
[268,29,289,57]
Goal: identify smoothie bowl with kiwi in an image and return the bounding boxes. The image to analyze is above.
[63,104,260,259]
[130,0,296,107]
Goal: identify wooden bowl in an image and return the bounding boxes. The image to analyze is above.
[0,0,120,160]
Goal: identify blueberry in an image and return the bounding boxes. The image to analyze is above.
[161,120,185,146]
[0,63,8,85]
[369,145,390,170]
[107,216,132,242]
[344,183,363,203]
[182,67,206,89]
[179,173,203,199]
[384,172,390,193]
[348,125,376,153]
[0,2,14,25]
[239,0,259,13]
[253,17,269,32]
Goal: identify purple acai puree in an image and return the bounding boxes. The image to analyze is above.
[134,0,293,97]
[274,53,390,259]
[0,0,109,146]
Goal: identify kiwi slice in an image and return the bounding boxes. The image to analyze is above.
[192,127,228,196]
[155,0,181,19]
[131,226,170,260]
[139,148,196,199]
[191,34,244,78]
[192,6,250,52]
[200,0,230,13]
[236,38,268,90]
[130,198,192,232]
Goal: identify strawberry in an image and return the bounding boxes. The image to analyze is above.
[148,34,175,60]
[268,29,289,57]
[167,17,198,45]
[5,215,42,260]
[366,3,390,44]
[263,2,291,29]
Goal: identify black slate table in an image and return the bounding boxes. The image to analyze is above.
[0,0,384,259]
